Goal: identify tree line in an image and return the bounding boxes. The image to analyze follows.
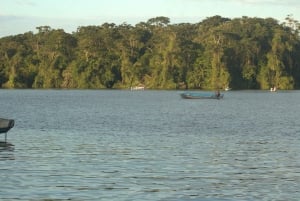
[1,15,300,90]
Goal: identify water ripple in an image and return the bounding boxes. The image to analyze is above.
[0,90,300,200]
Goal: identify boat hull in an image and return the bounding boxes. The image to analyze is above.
[180,92,224,99]
[0,118,14,133]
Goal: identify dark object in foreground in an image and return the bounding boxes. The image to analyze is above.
[0,118,15,143]
[180,92,224,99]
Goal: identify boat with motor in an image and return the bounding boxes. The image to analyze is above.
[180,92,224,99]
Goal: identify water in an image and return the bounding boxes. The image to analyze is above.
[0,89,299,201]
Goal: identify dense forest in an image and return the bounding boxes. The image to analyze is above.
[1,15,300,90]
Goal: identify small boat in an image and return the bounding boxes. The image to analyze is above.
[130,84,145,90]
[225,86,231,91]
[0,118,15,143]
[180,92,224,99]
[270,87,277,92]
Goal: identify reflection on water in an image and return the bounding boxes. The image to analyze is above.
[0,90,300,200]
[0,141,15,160]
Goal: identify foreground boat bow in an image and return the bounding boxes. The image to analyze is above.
[0,118,15,143]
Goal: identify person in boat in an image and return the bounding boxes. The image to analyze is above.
[215,90,220,98]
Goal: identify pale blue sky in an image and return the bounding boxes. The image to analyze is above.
[1,0,300,37]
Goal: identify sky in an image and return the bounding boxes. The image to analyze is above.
[1,0,300,37]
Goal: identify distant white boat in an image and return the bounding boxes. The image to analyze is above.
[131,85,145,90]
[270,87,277,92]
[225,86,231,91]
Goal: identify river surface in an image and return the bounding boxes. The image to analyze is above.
[0,89,299,201]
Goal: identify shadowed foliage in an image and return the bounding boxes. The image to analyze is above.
[1,15,300,89]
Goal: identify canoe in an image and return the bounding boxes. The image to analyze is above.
[180,92,224,99]
[0,118,15,143]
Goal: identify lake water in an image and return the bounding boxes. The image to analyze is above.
[0,89,299,201]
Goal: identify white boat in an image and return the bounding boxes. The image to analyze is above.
[225,86,231,91]
[270,87,277,92]
[131,85,145,90]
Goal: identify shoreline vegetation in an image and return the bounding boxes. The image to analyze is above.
[1,15,300,90]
